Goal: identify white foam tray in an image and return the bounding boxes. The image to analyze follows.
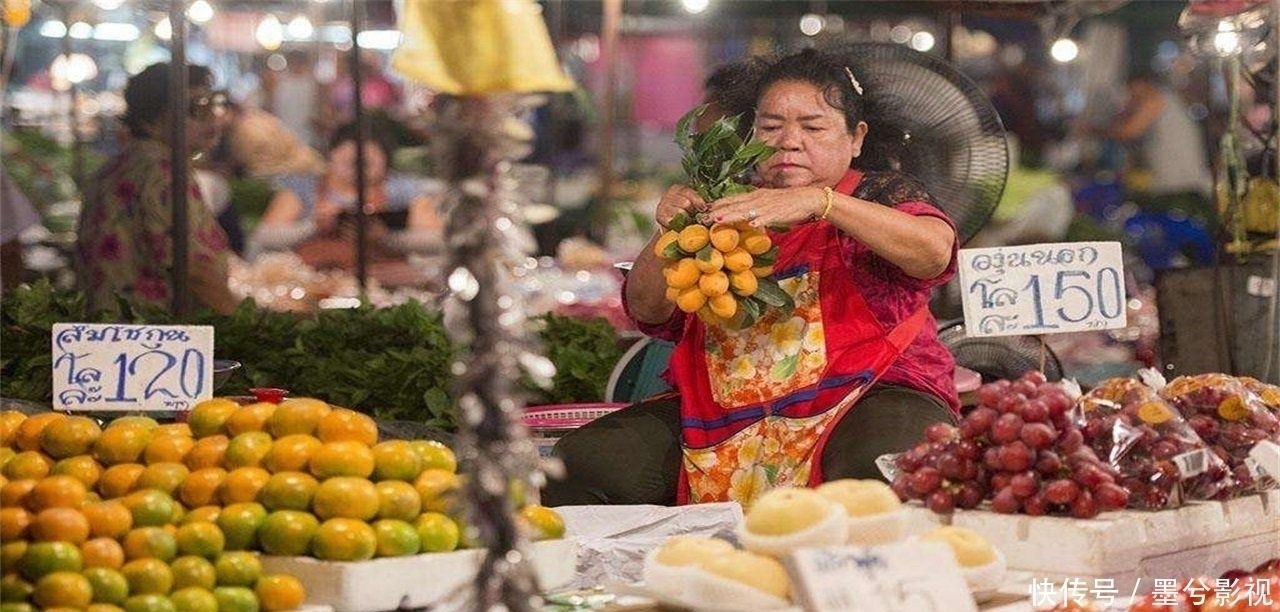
[260,539,576,612]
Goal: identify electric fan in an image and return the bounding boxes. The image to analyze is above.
[831,43,1009,245]
[938,320,1065,383]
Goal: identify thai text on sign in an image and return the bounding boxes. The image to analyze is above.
[51,323,215,412]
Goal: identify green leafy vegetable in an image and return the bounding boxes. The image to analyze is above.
[674,105,776,203]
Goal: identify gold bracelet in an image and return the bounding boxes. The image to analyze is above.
[820,187,835,220]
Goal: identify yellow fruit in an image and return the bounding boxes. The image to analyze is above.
[694,247,725,273]
[255,574,306,612]
[142,434,194,465]
[311,518,377,561]
[168,586,219,612]
[177,467,227,509]
[123,593,176,612]
[3,451,52,480]
[15,413,67,452]
[677,224,710,253]
[258,510,319,556]
[212,586,257,612]
[82,566,129,604]
[50,455,103,489]
[315,408,378,446]
[30,507,91,544]
[374,480,422,521]
[1,540,30,573]
[723,248,753,272]
[224,403,277,437]
[153,423,191,438]
[0,507,32,541]
[223,431,273,469]
[709,223,740,252]
[40,416,102,459]
[411,440,457,473]
[82,500,133,540]
[97,463,145,499]
[308,440,375,479]
[187,399,239,439]
[27,474,88,511]
[135,462,189,497]
[18,540,83,581]
[120,557,173,595]
[262,434,322,473]
[663,258,701,290]
[121,526,177,562]
[106,416,158,431]
[653,230,680,259]
[664,286,681,302]
[371,519,420,557]
[312,476,379,521]
[174,521,225,560]
[751,264,775,278]
[32,571,93,609]
[0,573,34,603]
[744,487,834,536]
[93,425,151,466]
[729,269,758,296]
[213,551,261,588]
[80,537,125,569]
[1,478,38,507]
[740,230,772,255]
[183,436,229,471]
[708,293,738,319]
[413,469,461,514]
[674,286,708,314]
[0,410,27,447]
[371,440,421,482]
[259,471,318,512]
[181,505,221,526]
[219,467,270,505]
[121,490,177,528]
[412,512,460,553]
[169,555,217,591]
[698,271,729,297]
[266,398,332,438]
[216,503,267,551]
[518,505,566,540]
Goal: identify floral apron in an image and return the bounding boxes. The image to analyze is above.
[673,171,930,506]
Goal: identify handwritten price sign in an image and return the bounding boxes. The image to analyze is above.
[957,242,1127,337]
[788,541,976,612]
[51,323,214,412]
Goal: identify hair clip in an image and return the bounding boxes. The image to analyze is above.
[844,66,863,96]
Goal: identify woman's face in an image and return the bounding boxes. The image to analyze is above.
[753,80,866,189]
[328,140,388,186]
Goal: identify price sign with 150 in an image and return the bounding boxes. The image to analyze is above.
[957,241,1127,337]
[51,323,214,412]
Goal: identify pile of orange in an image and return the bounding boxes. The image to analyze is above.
[655,219,786,329]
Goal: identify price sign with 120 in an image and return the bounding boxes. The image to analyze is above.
[51,323,214,412]
[957,241,1127,337]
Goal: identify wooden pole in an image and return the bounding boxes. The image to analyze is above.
[350,0,368,293]
[169,0,191,316]
[598,0,621,212]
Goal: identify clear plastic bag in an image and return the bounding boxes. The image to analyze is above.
[1159,373,1280,494]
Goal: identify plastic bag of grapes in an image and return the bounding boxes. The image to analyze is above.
[1076,377,1236,510]
[1158,373,1280,494]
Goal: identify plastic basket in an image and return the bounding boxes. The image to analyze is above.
[523,402,627,456]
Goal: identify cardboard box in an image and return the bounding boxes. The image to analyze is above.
[260,539,576,612]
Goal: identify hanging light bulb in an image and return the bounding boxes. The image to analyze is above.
[155,17,171,41]
[187,0,214,25]
[910,31,935,52]
[256,14,284,50]
[1050,38,1079,63]
[92,0,125,9]
[799,13,825,37]
[51,53,99,91]
[1212,20,1242,56]
[286,15,313,40]
[681,0,709,14]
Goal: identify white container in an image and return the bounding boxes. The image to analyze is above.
[260,539,576,612]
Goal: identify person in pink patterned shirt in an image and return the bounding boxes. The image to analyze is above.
[545,49,959,507]
[76,62,239,316]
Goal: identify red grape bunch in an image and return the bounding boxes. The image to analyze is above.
[1160,373,1280,494]
[892,371,1130,518]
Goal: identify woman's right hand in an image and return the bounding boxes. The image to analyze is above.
[656,184,708,229]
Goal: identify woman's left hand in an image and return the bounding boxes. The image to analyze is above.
[710,186,825,229]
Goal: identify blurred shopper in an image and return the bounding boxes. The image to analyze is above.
[1,170,41,293]
[248,122,442,268]
[263,51,322,149]
[76,62,239,315]
[321,52,404,138]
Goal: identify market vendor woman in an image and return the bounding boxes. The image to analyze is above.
[544,49,960,507]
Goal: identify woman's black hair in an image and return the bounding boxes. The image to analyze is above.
[753,48,905,171]
[704,57,769,136]
[327,121,396,159]
[121,62,214,138]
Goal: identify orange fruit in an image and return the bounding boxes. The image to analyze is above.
[262,434,321,473]
[121,526,177,562]
[752,263,776,277]
[177,467,227,508]
[135,463,190,497]
[180,505,221,527]
[212,586,257,612]
[105,416,158,431]
[308,440,375,479]
[1,478,37,507]
[315,408,378,446]
[213,551,261,587]
[169,555,217,590]
[224,403,276,437]
[40,416,102,459]
[266,398,331,438]
[14,412,67,452]
[677,224,710,253]
[87,605,128,612]
[0,573,34,604]
[219,467,270,505]
[51,455,104,489]
[81,537,126,569]
[414,468,461,514]
[740,230,772,255]
[0,507,32,541]
[374,480,421,521]
[722,248,753,272]
[187,399,239,439]
[674,286,707,313]
[1,540,30,573]
[30,506,91,544]
[174,521,225,560]
[372,519,420,557]
[216,502,267,551]
[708,293,738,319]
[709,223,740,252]
[695,247,726,276]
[311,518,376,561]
[183,436,229,471]
[18,540,83,581]
[4,451,52,480]
[664,257,701,289]
[258,510,319,556]
[412,512,460,553]
[653,229,680,258]
[0,410,27,446]
[143,434,194,465]
[167,586,218,612]
[82,500,134,539]
[153,423,192,439]
[32,570,93,609]
[121,489,177,528]
[223,432,273,469]
[312,476,379,520]
[93,425,152,466]
[258,471,318,512]
[0,449,12,474]
[411,440,457,473]
[255,574,305,612]
[120,557,173,595]
[519,504,566,540]
[83,566,130,604]
[698,271,729,297]
[122,593,176,612]
[371,440,421,481]
[728,269,758,296]
[97,463,145,499]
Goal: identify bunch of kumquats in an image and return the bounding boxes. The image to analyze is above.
[0,397,564,612]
